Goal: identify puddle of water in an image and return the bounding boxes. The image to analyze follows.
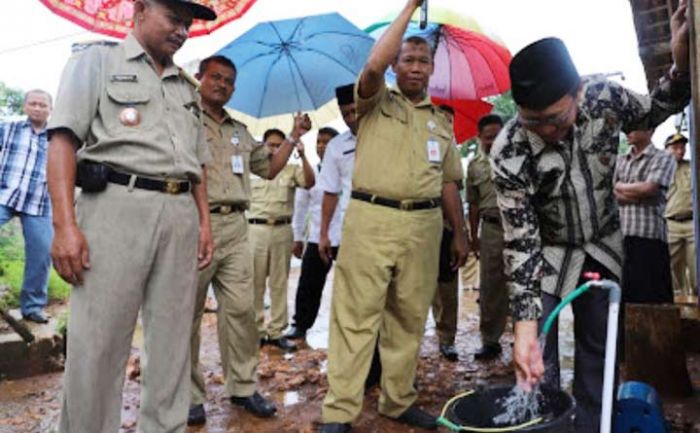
[283,391,300,407]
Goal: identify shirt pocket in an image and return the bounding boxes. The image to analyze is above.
[102,83,154,135]
[376,98,409,141]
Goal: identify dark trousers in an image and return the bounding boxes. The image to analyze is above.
[292,242,383,388]
[622,236,673,304]
[291,242,338,331]
[540,256,618,432]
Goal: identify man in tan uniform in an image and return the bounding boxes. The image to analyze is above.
[664,133,696,297]
[320,1,468,431]
[430,105,459,362]
[188,56,312,425]
[466,114,508,361]
[249,128,313,351]
[46,1,216,432]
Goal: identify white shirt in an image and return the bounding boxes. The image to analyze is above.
[316,131,356,245]
[292,163,343,246]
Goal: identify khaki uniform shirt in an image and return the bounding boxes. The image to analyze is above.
[666,160,693,219]
[48,33,210,181]
[466,150,499,218]
[248,164,306,219]
[352,80,463,200]
[203,109,270,207]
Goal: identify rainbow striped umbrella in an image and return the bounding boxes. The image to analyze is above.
[365,20,512,101]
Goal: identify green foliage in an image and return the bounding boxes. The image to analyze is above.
[459,138,479,159]
[487,90,517,122]
[618,133,629,154]
[0,81,24,117]
[0,220,70,308]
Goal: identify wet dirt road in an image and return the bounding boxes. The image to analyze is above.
[1,266,698,432]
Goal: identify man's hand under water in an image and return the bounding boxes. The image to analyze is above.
[513,320,545,392]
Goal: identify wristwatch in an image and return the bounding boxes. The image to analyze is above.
[286,134,300,146]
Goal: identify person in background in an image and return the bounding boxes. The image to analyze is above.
[0,89,53,323]
[430,104,460,362]
[249,128,314,352]
[466,113,508,361]
[615,128,677,304]
[188,55,311,425]
[664,133,696,298]
[287,126,339,340]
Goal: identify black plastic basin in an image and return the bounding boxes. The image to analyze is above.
[444,385,576,432]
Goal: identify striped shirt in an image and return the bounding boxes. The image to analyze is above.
[0,120,51,216]
[615,144,676,241]
[491,75,690,321]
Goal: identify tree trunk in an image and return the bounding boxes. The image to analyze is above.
[624,303,693,397]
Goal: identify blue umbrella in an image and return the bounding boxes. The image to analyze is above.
[217,12,374,118]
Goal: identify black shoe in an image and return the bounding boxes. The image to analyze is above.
[319,422,352,433]
[284,326,306,340]
[394,405,437,430]
[474,343,502,361]
[22,311,48,324]
[439,344,458,362]
[231,391,277,418]
[187,404,206,426]
[267,336,297,352]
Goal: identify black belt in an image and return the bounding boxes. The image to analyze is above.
[107,171,191,195]
[210,204,246,214]
[248,217,292,226]
[351,191,441,211]
[481,214,501,224]
[668,215,693,222]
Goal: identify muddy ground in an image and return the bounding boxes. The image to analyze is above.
[1,267,699,432]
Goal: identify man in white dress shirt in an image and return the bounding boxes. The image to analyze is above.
[287,127,340,339]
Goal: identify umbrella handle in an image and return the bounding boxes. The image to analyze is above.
[420,0,428,29]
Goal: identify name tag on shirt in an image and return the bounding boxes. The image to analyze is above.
[231,155,244,174]
[427,138,441,163]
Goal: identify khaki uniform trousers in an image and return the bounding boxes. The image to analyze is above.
[668,218,697,296]
[479,218,509,345]
[322,200,442,423]
[462,254,480,289]
[59,184,198,433]
[432,278,458,345]
[190,212,258,404]
[250,223,293,339]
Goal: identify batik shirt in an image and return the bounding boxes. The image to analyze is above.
[490,75,690,321]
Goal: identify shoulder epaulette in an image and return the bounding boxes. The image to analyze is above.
[70,40,118,54]
[224,107,248,128]
[179,69,200,89]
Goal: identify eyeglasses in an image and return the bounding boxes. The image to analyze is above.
[517,98,578,128]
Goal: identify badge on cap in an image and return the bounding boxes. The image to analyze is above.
[119,107,140,127]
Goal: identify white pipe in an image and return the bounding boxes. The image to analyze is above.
[599,281,621,433]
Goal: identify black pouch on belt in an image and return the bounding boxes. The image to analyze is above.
[76,161,112,193]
